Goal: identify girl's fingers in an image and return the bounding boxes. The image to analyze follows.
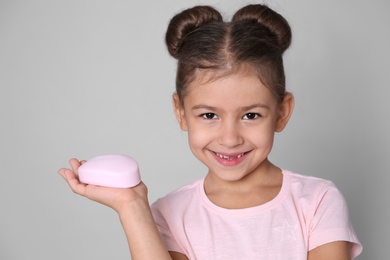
[63,168,87,196]
[58,158,98,198]
[58,168,67,179]
[69,158,82,177]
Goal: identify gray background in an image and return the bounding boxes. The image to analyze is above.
[1,0,388,259]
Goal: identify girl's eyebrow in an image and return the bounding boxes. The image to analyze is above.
[191,104,270,111]
[240,104,270,111]
[191,105,217,111]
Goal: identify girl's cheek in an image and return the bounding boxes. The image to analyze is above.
[188,131,207,146]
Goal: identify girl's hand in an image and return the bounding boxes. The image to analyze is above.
[59,159,172,259]
[58,158,148,213]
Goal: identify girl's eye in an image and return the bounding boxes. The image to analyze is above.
[243,113,260,120]
[201,113,218,120]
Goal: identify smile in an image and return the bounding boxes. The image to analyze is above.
[215,152,246,160]
[211,151,250,167]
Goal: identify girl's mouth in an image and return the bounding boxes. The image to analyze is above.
[212,151,250,166]
[215,152,245,160]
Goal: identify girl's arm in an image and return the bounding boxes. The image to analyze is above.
[58,158,172,260]
[118,196,172,259]
[169,252,189,259]
[308,241,351,260]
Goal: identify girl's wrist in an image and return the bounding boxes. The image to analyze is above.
[116,196,152,222]
[113,182,149,214]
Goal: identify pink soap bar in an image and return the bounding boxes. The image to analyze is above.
[78,154,141,188]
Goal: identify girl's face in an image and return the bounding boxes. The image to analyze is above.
[173,71,294,183]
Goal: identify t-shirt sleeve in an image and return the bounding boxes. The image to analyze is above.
[308,182,363,258]
[151,199,184,254]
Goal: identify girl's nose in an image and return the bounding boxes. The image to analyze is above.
[218,121,244,148]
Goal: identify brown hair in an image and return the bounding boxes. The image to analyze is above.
[166,4,292,103]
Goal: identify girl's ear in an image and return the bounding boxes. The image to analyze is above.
[172,93,188,131]
[275,92,294,132]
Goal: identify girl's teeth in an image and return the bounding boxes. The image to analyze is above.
[216,153,244,160]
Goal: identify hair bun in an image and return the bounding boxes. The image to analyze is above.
[166,6,223,58]
[232,4,291,52]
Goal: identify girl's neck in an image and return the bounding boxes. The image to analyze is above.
[203,161,283,209]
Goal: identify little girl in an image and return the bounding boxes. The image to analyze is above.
[59,4,362,259]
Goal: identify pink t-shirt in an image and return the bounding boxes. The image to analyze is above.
[151,170,362,259]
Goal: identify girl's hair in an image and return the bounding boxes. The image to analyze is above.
[165,4,292,103]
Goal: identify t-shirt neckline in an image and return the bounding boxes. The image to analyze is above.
[198,169,290,216]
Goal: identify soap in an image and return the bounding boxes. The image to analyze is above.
[78,154,141,188]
